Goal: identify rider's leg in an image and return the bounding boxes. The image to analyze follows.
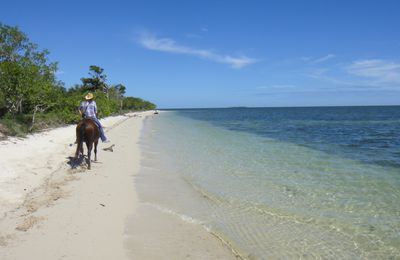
[93,118,107,142]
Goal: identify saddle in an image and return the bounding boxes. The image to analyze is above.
[82,117,100,129]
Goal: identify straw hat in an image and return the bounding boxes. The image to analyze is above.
[85,92,94,100]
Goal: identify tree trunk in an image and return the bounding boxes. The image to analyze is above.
[29,105,39,132]
[17,98,23,114]
[29,104,47,132]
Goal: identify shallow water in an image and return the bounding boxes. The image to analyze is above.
[137,107,400,259]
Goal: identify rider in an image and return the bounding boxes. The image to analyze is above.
[79,92,109,143]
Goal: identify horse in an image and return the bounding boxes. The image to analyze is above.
[75,118,100,169]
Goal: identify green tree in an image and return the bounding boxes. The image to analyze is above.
[0,23,32,62]
[80,65,109,98]
[109,84,126,111]
[0,89,6,117]
[0,23,63,129]
[0,23,34,114]
[123,96,156,110]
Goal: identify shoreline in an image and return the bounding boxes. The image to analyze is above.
[0,111,236,259]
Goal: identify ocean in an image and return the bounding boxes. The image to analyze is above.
[137,106,400,259]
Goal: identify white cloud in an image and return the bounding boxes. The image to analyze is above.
[137,32,257,69]
[347,59,400,83]
[299,54,335,64]
[305,59,400,91]
[311,54,335,64]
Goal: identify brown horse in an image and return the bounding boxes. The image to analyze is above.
[75,118,99,169]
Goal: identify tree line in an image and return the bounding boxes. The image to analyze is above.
[0,23,156,136]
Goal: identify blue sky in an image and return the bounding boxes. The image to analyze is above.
[2,0,400,108]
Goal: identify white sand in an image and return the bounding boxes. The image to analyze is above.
[0,112,237,259]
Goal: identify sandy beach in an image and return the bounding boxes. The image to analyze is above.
[0,112,236,259]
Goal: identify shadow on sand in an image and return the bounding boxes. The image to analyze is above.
[67,155,86,169]
[67,155,102,170]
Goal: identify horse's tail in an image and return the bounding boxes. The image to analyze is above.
[75,121,87,158]
[79,121,86,144]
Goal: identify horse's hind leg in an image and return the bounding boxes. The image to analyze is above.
[94,140,98,161]
[74,142,80,158]
[75,140,84,158]
[87,142,93,170]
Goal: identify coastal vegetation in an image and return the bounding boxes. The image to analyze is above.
[0,23,156,137]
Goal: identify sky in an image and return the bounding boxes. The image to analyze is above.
[2,0,400,108]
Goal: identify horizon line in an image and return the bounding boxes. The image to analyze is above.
[158,104,400,110]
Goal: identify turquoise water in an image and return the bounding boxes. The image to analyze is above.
[137,107,400,259]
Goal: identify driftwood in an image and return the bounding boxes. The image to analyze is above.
[102,144,115,152]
